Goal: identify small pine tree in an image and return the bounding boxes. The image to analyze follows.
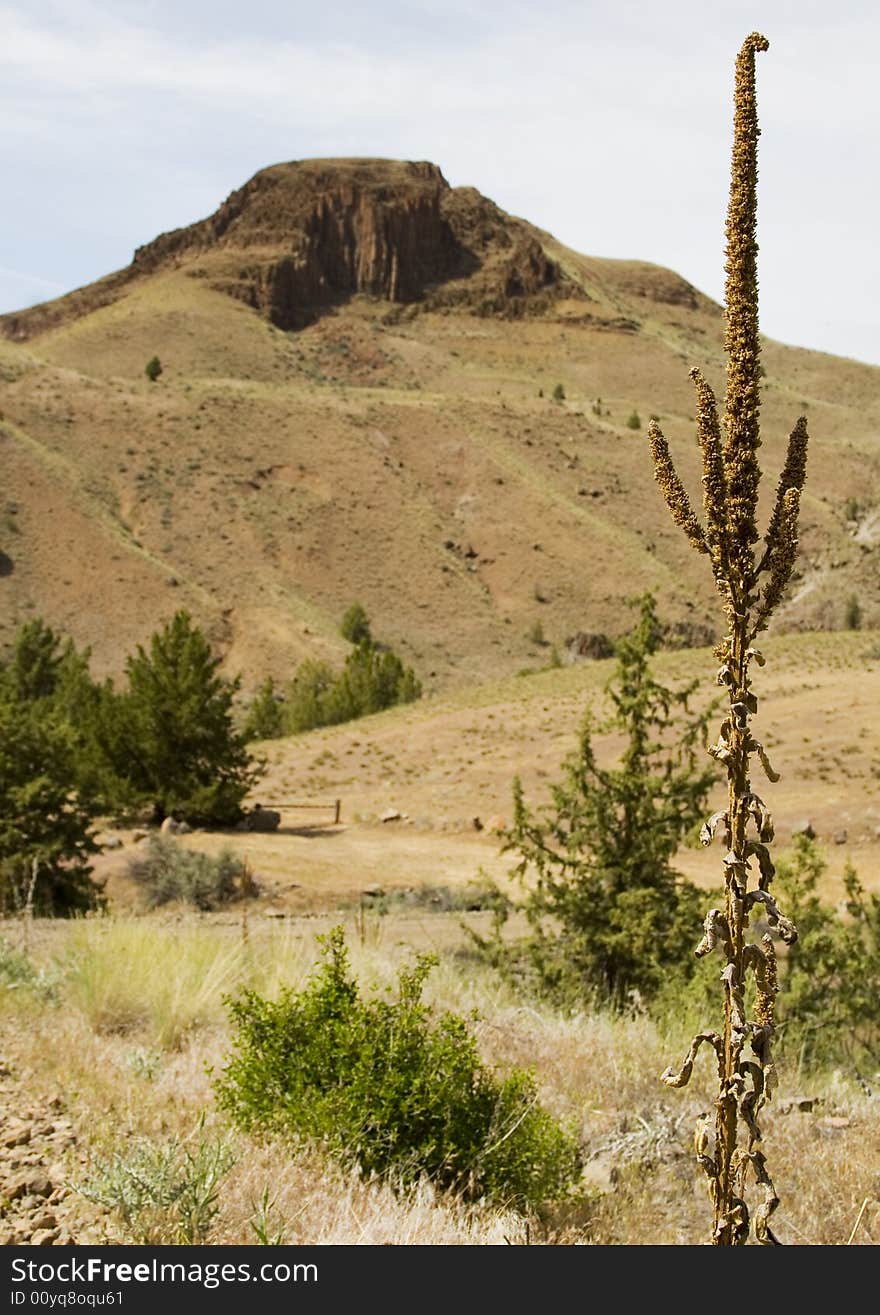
[340,602,372,646]
[110,611,262,825]
[844,594,862,630]
[496,594,717,1007]
[283,659,338,734]
[145,356,162,383]
[626,410,642,430]
[5,617,67,701]
[552,383,566,402]
[242,677,284,741]
[329,642,421,722]
[0,696,103,915]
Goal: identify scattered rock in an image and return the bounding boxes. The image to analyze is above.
[159,816,192,836]
[362,885,385,898]
[833,829,848,845]
[565,631,614,661]
[581,1155,617,1194]
[30,1228,60,1246]
[780,1096,819,1114]
[3,1124,31,1149]
[792,819,816,840]
[8,1170,52,1200]
[100,833,123,850]
[241,806,281,833]
[380,808,402,823]
[0,1069,111,1245]
[484,815,508,834]
[472,816,484,831]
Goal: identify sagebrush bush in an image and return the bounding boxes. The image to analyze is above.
[215,927,582,1211]
[79,1117,235,1243]
[127,834,246,910]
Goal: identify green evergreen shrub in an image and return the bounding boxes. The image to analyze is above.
[0,697,104,916]
[771,836,880,1072]
[282,643,421,734]
[242,677,284,741]
[478,595,716,1008]
[339,602,373,646]
[104,611,262,825]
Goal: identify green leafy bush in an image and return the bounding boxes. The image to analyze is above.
[144,356,163,383]
[127,834,246,910]
[215,927,582,1210]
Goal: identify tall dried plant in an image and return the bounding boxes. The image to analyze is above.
[647,33,808,1246]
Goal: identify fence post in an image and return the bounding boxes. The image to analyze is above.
[334,799,341,825]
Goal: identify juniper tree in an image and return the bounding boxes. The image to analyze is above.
[499,594,716,1008]
[107,611,262,825]
[0,696,103,915]
[648,34,808,1246]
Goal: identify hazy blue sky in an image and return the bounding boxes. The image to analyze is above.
[2,0,877,365]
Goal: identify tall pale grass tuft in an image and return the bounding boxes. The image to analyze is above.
[63,922,248,1049]
[648,33,808,1245]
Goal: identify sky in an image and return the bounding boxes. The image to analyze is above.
[2,0,878,366]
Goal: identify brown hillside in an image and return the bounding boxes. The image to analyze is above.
[0,158,878,695]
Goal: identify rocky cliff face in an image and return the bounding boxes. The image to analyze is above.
[2,159,575,339]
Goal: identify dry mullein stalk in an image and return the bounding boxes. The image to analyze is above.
[649,33,808,1246]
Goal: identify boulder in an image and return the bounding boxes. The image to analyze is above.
[565,631,614,661]
[159,817,191,835]
[245,807,281,833]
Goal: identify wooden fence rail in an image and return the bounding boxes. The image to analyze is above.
[258,799,342,824]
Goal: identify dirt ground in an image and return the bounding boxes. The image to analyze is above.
[91,627,880,916]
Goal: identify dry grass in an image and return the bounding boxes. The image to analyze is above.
[2,910,878,1245]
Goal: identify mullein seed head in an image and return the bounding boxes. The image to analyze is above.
[647,32,809,1246]
[722,33,770,578]
[648,419,708,553]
